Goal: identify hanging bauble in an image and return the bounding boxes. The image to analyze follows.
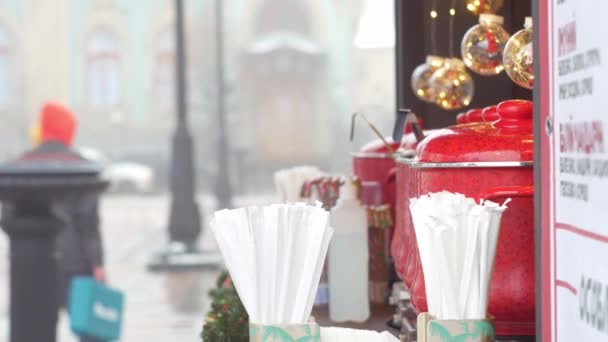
[411,55,445,103]
[461,14,510,75]
[429,58,474,110]
[503,17,534,89]
[465,0,504,15]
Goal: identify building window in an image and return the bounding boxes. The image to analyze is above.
[155,28,175,110]
[0,26,10,110]
[86,28,122,109]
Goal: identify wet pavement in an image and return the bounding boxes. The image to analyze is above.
[0,193,412,341]
[0,193,276,342]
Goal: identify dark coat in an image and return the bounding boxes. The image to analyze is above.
[55,193,103,273]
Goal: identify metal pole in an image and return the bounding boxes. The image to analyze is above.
[167,0,201,248]
[214,0,233,209]
[176,0,187,126]
[3,205,62,342]
[149,0,219,271]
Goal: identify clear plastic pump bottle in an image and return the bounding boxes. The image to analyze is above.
[328,179,370,322]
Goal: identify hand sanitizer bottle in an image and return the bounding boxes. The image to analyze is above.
[328,179,370,322]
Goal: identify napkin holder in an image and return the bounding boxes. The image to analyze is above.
[417,313,495,342]
[249,322,320,342]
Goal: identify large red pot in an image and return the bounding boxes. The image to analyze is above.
[353,138,402,206]
[352,132,423,243]
[390,125,448,283]
[351,112,425,201]
[351,113,427,212]
[391,107,490,287]
[406,100,535,336]
[391,154,416,286]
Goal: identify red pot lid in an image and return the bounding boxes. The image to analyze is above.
[415,100,534,163]
[482,105,500,122]
[456,112,468,124]
[465,108,484,123]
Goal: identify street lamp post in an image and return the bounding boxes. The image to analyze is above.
[214,0,233,210]
[148,0,220,271]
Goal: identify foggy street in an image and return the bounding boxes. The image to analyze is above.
[0,194,274,342]
[0,0,558,340]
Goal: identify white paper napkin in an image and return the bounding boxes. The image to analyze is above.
[410,191,509,320]
[212,203,334,325]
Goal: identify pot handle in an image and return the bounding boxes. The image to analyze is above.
[350,112,395,153]
[392,109,408,143]
[477,185,534,203]
[393,109,425,143]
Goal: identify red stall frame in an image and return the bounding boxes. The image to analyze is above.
[535,0,551,340]
[536,0,554,339]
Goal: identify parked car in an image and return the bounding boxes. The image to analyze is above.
[77,147,155,194]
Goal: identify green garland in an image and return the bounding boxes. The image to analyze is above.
[201,271,249,342]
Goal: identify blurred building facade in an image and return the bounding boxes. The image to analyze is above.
[0,0,394,192]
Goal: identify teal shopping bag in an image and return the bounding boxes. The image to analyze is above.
[69,276,124,341]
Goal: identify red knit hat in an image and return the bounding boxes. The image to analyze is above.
[39,102,77,146]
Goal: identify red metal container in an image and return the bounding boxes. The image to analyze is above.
[391,106,490,287]
[351,113,427,206]
[352,137,403,208]
[404,100,535,336]
[351,123,424,229]
[391,154,417,286]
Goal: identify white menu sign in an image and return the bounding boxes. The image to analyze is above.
[550,0,608,340]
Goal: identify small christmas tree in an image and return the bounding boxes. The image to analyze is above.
[201,271,249,342]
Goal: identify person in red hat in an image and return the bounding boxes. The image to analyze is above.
[38,102,78,146]
[36,102,106,342]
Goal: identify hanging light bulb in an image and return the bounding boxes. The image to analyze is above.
[465,0,504,15]
[503,17,534,89]
[461,14,510,76]
[429,58,474,110]
[411,55,445,103]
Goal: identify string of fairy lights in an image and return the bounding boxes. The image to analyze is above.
[410,0,535,111]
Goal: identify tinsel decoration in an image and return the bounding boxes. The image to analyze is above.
[367,204,394,303]
[301,177,344,210]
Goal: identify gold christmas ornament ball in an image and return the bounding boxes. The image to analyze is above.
[461,14,511,76]
[466,0,504,15]
[504,17,534,89]
[429,58,474,111]
[411,55,445,103]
